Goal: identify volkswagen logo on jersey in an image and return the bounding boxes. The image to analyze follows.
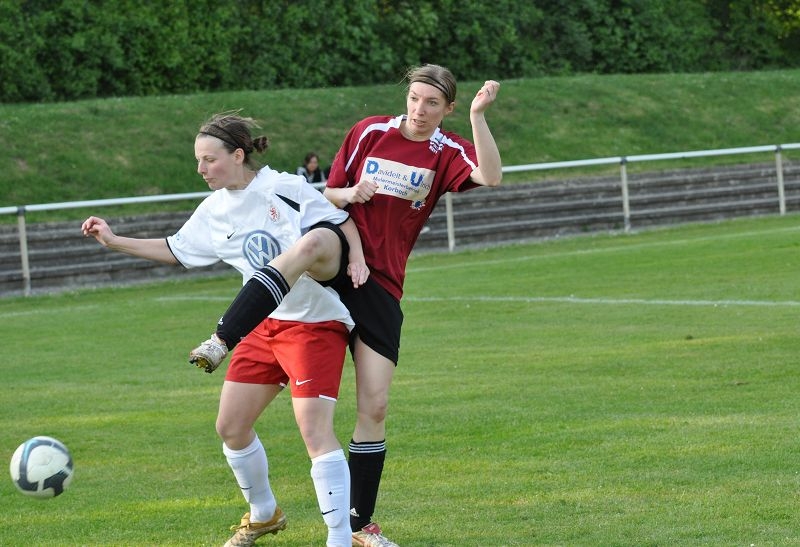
[242,230,282,270]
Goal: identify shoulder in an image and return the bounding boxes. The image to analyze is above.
[343,116,401,148]
[195,189,223,213]
[437,129,476,159]
[351,114,399,133]
[439,128,472,148]
[252,166,305,189]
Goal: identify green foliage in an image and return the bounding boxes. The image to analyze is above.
[0,2,46,102]
[706,1,787,69]
[1,0,799,103]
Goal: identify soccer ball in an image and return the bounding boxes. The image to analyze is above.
[9,436,74,499]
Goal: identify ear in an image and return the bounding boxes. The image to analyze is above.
[233,147,246,164]
[444,101,455,117]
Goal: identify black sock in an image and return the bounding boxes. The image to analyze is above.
[348,439,386,531]
[215,265,289,349]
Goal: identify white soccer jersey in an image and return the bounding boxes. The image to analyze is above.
[166,166,353,327]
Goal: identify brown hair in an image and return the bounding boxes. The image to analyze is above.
[405,64,457,104]
[198,111,269,170]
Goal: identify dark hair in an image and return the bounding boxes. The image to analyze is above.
[405,64,457,104]
[198,111,269,170]
[304,151,319,167]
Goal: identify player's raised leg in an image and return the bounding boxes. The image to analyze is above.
[189,222,358,373]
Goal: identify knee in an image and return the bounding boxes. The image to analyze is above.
[216,416,251,448]
[297,416,339,456]
[294,230,333,262]
[358,396,389,424]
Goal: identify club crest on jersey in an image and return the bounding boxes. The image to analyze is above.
[242,230,282,269]
[268,203,280,222]
[411,199,426,210]
[429,134,445,154]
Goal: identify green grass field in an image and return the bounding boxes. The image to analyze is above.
[2,214,799,546]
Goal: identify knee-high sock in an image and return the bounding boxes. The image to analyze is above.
[216,265,290,349]
[348,440,386,531]
[223,436,277,523]
[311,449,351,546]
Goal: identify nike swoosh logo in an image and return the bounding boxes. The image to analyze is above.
[321,508,338,515]
[226,231,236,239]
[295,379,313,385]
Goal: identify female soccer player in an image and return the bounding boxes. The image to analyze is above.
[190,64,502,546]
[82,112,367,547]
[325,64,502,547]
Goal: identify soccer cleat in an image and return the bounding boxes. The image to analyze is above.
[352,522,398,547]
[189,333,228,373]
[223,508,287,547]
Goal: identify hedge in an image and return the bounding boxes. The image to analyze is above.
[1,0,797,103]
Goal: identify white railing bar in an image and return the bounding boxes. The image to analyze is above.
[501,143,800,174]
[1,145,797,213]
[1,184,328,216]
[20,191,212,213]
[627,145,778,162]
[503,156,621,172]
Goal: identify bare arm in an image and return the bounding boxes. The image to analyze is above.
[324,181,379,209]
[468,80,503,188]
[81,216,179,265]
[339,217,369,287]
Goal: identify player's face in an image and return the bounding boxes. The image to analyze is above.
[194,136,244,190]
[404,82,454,140]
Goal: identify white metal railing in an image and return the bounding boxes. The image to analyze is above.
[501,143,800,233]
[2,144,799,295]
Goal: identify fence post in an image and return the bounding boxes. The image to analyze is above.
[775,145,786,215]
[445,192,455,252]
[17,207,31,296]
[619,157,631,232]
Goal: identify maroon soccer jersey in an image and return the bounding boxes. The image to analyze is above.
[327,115,479,300]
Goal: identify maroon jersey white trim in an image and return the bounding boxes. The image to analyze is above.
[328,114,479,300]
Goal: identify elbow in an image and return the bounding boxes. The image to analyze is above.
[472,165,502,188]
[482,171,502,188]
[485,174,502,188]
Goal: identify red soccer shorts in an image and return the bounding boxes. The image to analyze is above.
[225,318,349,400]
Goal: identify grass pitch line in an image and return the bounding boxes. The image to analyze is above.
[154,295,234,302]
[405,295,800,307]
[408,223,800,274]
[0,304,99,319]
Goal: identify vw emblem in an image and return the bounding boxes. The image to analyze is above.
[242,231,282,269]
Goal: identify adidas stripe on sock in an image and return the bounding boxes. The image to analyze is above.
[348,439,386,531]
[216,265,290,349]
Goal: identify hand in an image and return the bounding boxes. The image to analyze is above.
[347,261,370,288]
[81,216,114,246]
[470,80,500,115]
[348,180,379,204]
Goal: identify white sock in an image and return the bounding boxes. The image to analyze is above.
[311,449,351,546]
[223,436,277,523]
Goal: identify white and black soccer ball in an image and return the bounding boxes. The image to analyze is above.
[9,436,74,499]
